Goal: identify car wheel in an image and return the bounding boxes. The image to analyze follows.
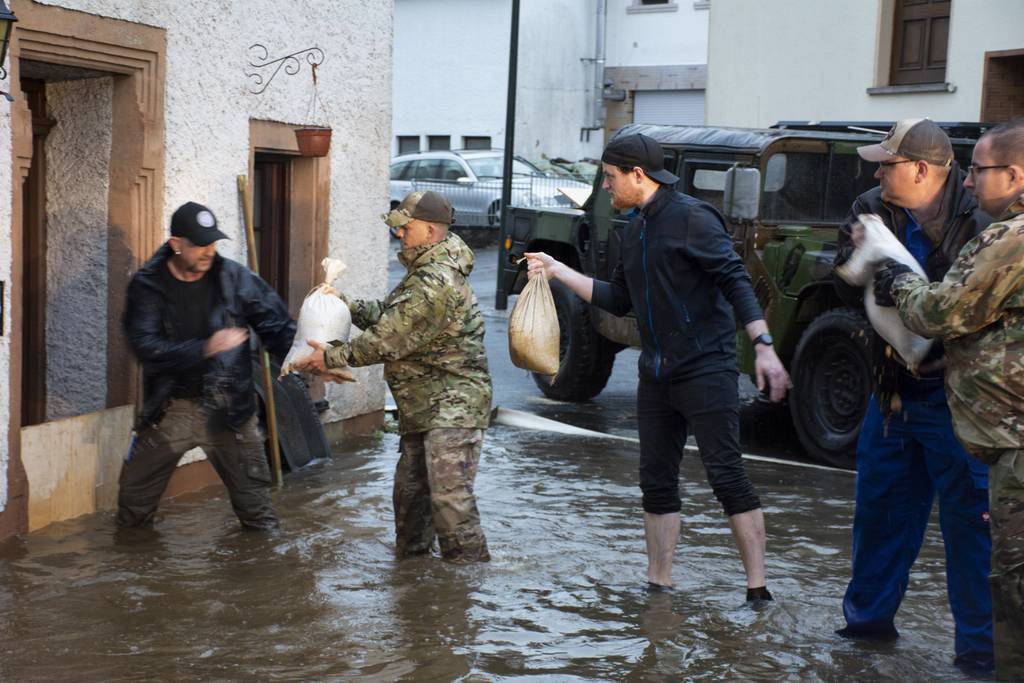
[487,200,502,227]
[788,308,871,470]
[531,280,617,401]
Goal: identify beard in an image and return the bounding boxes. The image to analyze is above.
[610,190,639,210]
[184,257,213,274]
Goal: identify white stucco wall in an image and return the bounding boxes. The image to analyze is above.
[0,1,393,511]
[392,0,603,162]
[605,0,709,68]
[44,77,113,421]
[707,0,1024,128]
[28,0,393,424]
[516,0,602,160]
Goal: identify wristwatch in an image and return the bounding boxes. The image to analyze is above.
[752,332,774,347]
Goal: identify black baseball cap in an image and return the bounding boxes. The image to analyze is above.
[601,133,679,185]
[170,201,229,246]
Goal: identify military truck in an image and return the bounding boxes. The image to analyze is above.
[495,122,981,469]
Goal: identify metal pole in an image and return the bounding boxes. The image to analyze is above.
[236,174,284,488]
[495,0,520,311]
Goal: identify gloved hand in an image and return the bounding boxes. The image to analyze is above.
[873,261,913,307]
[833,243,854,269]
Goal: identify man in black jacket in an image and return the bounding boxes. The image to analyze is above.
[119,201,296,530]
[832,119,993,671]
[526,134,790,598]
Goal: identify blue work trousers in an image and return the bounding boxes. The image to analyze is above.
[842,393,993,668]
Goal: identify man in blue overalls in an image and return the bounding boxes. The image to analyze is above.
[832,119,994,671]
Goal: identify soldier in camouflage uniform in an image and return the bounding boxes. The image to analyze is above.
[298,190,492,563]
[875,118,1024,679]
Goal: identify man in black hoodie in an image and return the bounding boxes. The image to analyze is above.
[119,202,295,530]
[832,119,994,672]
[526,134,790,600]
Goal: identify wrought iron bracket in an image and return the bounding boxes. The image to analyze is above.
[0,64,10,101]
[246,44,324,95]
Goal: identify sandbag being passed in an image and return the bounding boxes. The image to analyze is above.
[834,213,933,371]
[508,274,560,377]
[281,257,356,383]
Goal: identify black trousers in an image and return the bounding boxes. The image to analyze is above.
[117,399,278,530]
[637,370,761,516]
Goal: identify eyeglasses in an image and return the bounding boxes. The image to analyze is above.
[967,164,1011,178]
[878,159,916,169]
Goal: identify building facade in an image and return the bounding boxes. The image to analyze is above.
[0,0,394,539]
[707,0,1024,127]
[392,0,711,162]
[603,0,710,137]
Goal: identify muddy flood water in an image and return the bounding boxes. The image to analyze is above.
[0,244,984,681]
[0,421,980,682]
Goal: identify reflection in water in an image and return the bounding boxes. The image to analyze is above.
[0,428,977,681]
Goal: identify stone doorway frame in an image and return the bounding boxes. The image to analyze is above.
[2,1,165,538]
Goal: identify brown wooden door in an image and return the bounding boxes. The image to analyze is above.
[890,0,950,85]
[20,78,54,427]
[253,153,290,301]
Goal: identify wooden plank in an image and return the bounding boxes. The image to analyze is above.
[21,406,133,531]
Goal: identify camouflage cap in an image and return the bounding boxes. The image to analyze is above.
[857,118,953,167]
[382,190,454,228]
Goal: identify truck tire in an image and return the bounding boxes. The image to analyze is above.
[788,308,872,470]
[532,280,616,401]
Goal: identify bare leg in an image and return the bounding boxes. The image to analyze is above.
[644,511,680,587]
[728,508,766,588]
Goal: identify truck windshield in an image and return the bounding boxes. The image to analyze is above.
[761,152,828,222]
[681,160,734,211]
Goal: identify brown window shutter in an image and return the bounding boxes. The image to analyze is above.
[891,0,950,85]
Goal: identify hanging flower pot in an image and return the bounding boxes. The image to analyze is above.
[295,127,332,157]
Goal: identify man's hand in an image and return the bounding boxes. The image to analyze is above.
[292,340,330,375]
[204,327,249,358]
[833,244,853,269]
[873,261,913,307]
[849,220,867,249]
[524,251,562,281]
[833,221,864,269]
[755,345,792,402]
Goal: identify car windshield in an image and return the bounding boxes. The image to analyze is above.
[466,155,539,179]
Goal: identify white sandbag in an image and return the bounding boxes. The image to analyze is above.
[281,257,355,382]
[508,274,561,377]
[834,213,933,370]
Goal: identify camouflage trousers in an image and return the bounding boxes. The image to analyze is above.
[394,428,490,563]
[989,450,1024,680]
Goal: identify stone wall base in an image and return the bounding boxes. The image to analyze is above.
[20,406,385,533]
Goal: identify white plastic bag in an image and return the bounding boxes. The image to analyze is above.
[281,257,356,383]
[834,213,933,371]
[508,274,561,377]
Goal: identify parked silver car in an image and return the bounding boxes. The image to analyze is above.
[389,149,591,228]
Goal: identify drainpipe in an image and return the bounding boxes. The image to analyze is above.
[495,0,520,311]
[593,0,606,131]
[580,0,606,141]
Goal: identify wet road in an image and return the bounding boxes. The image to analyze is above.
[0,239,980,681]
[460,241,804,463]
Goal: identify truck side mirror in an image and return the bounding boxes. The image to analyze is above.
[723,166,761,221]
